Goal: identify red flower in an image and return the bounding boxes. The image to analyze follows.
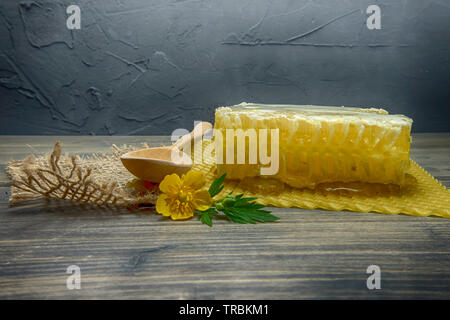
[144,180,155,190]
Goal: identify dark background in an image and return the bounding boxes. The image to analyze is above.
[0,0,449,135]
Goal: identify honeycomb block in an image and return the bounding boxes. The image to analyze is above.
[214,102,413,189]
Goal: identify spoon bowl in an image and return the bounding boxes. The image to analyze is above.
[120,122,212,183]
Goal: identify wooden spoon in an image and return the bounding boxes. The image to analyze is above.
[120,122,213,183]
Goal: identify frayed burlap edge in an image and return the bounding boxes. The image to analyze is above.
[6,142,159,207]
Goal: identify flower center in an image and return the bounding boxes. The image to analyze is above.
[178,191,188,202]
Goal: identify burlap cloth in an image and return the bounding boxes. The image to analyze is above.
[6,142,159,207]
[6,140,450,218]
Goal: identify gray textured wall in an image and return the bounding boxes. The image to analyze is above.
[0,0,449,135]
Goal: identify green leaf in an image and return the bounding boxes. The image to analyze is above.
[208,173,226,198]
[199,207,218,215]
[224,211,252,224]
[199,179,280,226]
[227,206,279,223]
[219,193,280,224]
[196,207,218,227]
[234,196,258,206]
[200,213,213,227]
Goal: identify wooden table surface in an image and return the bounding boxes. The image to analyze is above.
[0,133,449,299]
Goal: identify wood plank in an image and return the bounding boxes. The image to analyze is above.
[0,202,449,299]
[0,134,449,299]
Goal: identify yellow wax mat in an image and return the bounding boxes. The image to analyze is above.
[193,141,450,219]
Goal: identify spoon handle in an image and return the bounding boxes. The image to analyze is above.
[172,121,213,151]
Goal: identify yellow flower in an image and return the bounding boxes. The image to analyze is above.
[156,170,211,220]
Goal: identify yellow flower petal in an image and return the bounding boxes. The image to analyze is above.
[171,206,195,220]
[192,189,212,211]
[156,194,172,217]
[159,173,181,196]
[182,170,206,190]
[157,170,211,221]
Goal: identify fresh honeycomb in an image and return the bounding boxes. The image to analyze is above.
[214,103,413,189]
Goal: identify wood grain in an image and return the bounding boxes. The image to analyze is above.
[0,133,449,299]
